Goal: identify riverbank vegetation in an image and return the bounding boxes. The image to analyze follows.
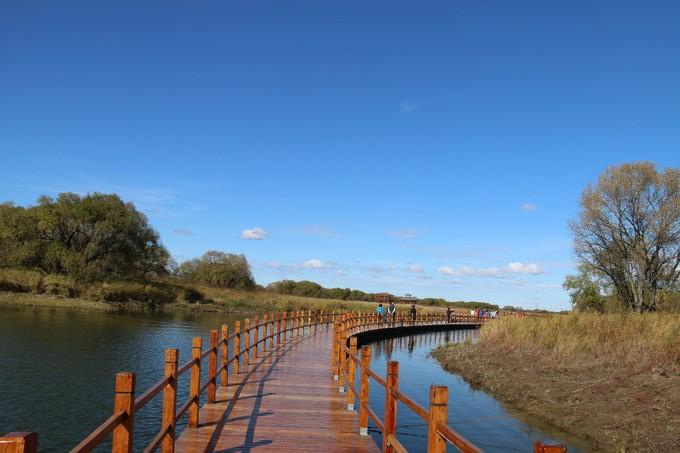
[432,314,680,452]
[0,192,504,313]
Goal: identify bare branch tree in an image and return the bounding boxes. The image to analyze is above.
[571,162,680,312]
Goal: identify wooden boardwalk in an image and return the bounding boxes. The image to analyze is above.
[175,329,379,453]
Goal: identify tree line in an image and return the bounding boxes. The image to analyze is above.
[0,192,499,309]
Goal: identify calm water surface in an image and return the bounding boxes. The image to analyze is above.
[0,306,250,452]
[1,307,591,452]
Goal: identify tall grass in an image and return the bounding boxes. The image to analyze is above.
[480,313,680,367]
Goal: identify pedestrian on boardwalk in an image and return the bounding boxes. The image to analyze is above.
[410,303,417,324]
[387,301,397,324]
[377,303,384,323]
[446,306,452,323]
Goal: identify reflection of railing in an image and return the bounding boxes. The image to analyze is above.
[332,312,567,453]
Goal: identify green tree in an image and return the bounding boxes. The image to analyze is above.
[178,251,255,290]
[562,268,605,312]
[571,162,680,312]
[0,193,169,279]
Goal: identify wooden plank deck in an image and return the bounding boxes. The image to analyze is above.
[175,329,379,453]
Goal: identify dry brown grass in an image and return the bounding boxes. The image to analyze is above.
[432,314,680,452]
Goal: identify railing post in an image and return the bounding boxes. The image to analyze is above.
[282,312,287,342]
[308,310,312,335]
[277,312,282,345]
[220,324,229,387]
[347,337,358,410]
[427,385,448,453]
[534,442,568,453]
[161,349,178,453]
[269,313,275,350]
[253,316,259,360]
[243,319,250,371]
[332,321,339,380]
[338,321,346,392]
[383,361,399,453]
[189,337,202,428]
[359,346,371,436]
[0,433,38,453]
[208,330,218,403]
[233,321,241,375]
[290,312,296,338]
[112,372,135,453]
[262,314,268,352]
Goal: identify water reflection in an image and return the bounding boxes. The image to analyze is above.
[363,329,591,453]
[0,306,252,452]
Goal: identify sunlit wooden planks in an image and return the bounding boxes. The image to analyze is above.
[175,331,378,453]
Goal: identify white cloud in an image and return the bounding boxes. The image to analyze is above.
[265,261,283,269]
[300,259,330,269]
[505,262,542,274]
[241,227,269,240]
[400,101,417,113]
[521,203,538,212]
[173,228,193,236]
[438,262,541,277]
[406,265,424,273]
[438,266,457,276]
[438,265,501,277]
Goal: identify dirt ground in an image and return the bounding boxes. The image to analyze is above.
[432,343,680,452]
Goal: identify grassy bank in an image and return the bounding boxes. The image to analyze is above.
[432,314,680,452]
[0,290,383,313]
[0,268,452,314]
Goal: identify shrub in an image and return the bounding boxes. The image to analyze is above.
[0,268,43,293]
[42,274,78,297]
[179,287,204,304]
[143,284,177,305]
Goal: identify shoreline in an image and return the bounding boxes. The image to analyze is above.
[431,315,680,453]
[0,292,271,314]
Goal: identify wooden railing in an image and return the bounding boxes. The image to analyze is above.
[0,309,569,453]
[65,309,334,453]
[331,311,567,453]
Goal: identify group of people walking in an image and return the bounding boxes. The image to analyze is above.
[376,301,439,324]
[470,307,498,318]
[375,303,500,323]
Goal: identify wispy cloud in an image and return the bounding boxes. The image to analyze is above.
[438,266,502,277]
[400,101,417,113]
[265,261,284,269]
[438,262,542,278]
[386,228,423,240]
[298,259,332,270]
[521,203,538,212]
[241,227,269,240]
[406,264,425,273]
[173,228,194,236]
[505,262,542,274]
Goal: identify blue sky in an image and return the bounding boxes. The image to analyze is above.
[2,1,679,311]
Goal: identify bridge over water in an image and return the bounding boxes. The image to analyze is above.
[0,312,566,453]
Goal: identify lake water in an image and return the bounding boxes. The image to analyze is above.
[0,306,590,452]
